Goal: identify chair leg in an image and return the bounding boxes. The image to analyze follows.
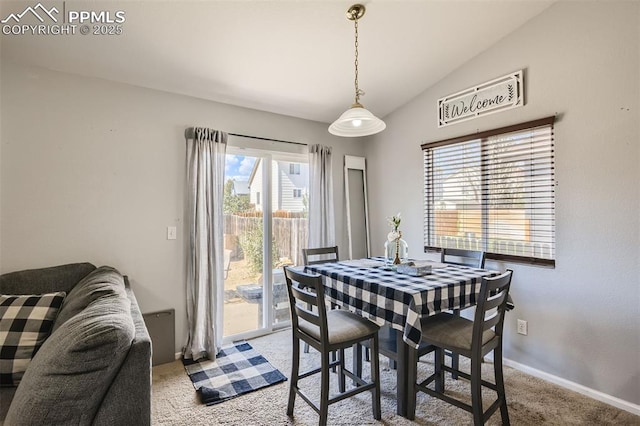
[370,336,382,420]
[320,350,330,426]
[353,343,363,387]
[435,348,445,393]
[494,346,510,425]
[450,309,460,380]
[287,336,300,416]
[449,350,459,379]
[470,353,484,426]
[338,348,346,393]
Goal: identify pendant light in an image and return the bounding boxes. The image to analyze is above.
[329,4,386,137]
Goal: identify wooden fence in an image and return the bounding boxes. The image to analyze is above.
[434,235,553,259]
[432,209,552,259]
[224,214,308,265]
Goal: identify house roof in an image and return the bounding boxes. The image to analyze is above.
[248,158,261,186]
[233,180,250,196]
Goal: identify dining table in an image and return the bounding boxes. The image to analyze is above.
[304,257,499,417]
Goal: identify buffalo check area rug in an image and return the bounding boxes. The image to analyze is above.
[182,341,287,405]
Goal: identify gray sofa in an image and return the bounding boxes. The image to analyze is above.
[0,263,152,425]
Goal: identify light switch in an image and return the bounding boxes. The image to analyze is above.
[167,226,177,240]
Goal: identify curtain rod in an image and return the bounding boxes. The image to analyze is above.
[184,128,307,147]
[229,132,307,147]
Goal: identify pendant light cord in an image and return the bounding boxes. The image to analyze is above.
[353,14,363,106]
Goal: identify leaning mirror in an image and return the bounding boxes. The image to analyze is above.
[344,155,370,259]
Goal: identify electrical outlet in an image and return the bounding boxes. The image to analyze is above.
[517,319,528,335]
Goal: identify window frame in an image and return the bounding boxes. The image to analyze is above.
[289,163,301,175]
[422,116,556,267]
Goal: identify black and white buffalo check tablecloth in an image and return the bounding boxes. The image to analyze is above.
[305,258,499,349]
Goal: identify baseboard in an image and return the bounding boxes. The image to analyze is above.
[503,357,640,416]
[175,352,181,360]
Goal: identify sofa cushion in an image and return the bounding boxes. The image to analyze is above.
[0,263,96,295]
[0,292,66,387]
[52,266,124,333]
[4,276,135,425]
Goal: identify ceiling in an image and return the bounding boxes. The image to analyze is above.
[1,1,554,124]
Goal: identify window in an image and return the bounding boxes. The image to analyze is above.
[293,188,302,198]
[289,163,301,175]
[256,192,261,205]
[422,116,555,266]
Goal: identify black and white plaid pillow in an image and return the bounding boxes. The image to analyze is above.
[0,292,66,387]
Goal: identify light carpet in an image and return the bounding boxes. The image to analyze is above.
[153,330,639,425]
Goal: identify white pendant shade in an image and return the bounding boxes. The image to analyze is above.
[328,105,386,137]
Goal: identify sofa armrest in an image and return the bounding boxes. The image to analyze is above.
[93,277,152,426]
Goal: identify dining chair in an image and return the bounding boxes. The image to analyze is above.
[440,248,515,308]
[283,267,381,426]
[409,269,513,425]
[302,246,339,265]
[441,248,515,312]
[440,248,486,378]
[301,246,340,354]
[441,248,486,268]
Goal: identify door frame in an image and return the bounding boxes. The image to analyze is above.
[222,143,307,343]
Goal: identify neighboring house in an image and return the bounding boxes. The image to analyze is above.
[232,180,250,196]
[248,159,308,212]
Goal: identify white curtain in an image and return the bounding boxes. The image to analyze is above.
[183,128,227,361]
[308,144,335,248]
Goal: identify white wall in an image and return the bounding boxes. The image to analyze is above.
[366,2,639,406]
[0,61,365,354]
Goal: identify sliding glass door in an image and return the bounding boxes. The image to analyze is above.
[222,145,308,341]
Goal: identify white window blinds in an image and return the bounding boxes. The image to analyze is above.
[422,116,556,266]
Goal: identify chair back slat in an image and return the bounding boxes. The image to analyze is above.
[484,289,508,312]
[289,286,320,325]
[302,246,339,265]
[482,311,501,331]
[289,283,319,307]
[473,270,513,347]
[441,248,485,269]
[295,305,321,326]
[284,266,329,342]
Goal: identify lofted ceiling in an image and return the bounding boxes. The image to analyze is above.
[0,1,554,124]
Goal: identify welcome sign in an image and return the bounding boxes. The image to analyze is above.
[438,70,524,127]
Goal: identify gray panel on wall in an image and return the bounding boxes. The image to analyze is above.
[143,309,176,366]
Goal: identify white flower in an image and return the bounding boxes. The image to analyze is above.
[387,230,400,242]
[387,212,402,231]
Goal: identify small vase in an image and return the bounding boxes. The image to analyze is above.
[384,234,408,266]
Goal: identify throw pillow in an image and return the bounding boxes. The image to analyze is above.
[0,292,66,387]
